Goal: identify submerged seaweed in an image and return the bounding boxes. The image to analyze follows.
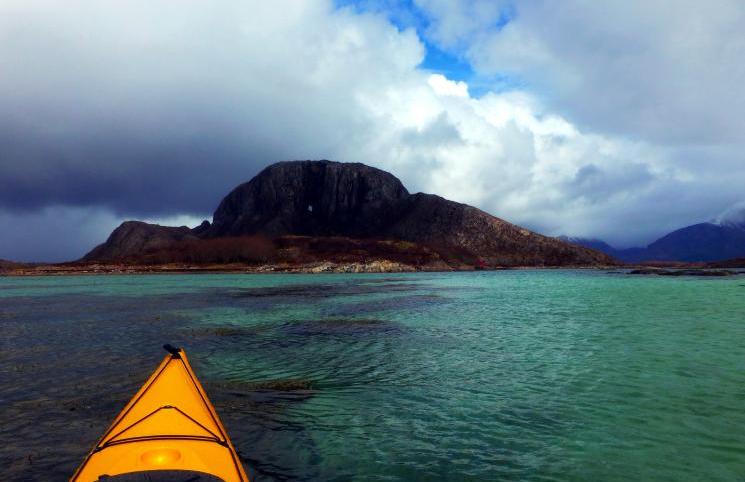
[208,379,316,412]
[280,318,403,336]
[209,378,314,392]
[186,325,272,338]
[227,281,426,299]
[323,294,447,317]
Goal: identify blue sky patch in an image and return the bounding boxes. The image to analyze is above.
[334,0,522,98]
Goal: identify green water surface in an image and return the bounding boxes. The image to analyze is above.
[1,270,744,481]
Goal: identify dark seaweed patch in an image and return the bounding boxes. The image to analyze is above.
[357,277,411,284]
[227,281,425,300]
[324,294,447,317]
[186,325,273,338]
[280,318,402,336]
[208,379,316,410]
[209,378,313,392]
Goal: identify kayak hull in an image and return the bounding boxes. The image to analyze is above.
[71,348,249,482]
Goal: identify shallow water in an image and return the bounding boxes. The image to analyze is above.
[1,271,744,481]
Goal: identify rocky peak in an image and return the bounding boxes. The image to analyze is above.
[207,160,410,238]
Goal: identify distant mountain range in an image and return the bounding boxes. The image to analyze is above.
[83,160,613,269]
[561,212,745,263]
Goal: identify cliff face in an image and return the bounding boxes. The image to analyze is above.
[83,160,614,267]
[208,161,410,238]
[82,221,197,261]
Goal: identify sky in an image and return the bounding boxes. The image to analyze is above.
[1,0,744,261]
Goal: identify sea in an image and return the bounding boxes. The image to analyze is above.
[1,270,744,481]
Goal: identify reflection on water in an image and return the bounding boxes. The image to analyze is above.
[1,271,745,481]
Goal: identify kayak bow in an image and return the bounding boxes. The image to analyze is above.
[71,345,249,482]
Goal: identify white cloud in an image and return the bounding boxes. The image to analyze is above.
[418,0,745,144]
[427,74,469,97]
[414,0,509,49]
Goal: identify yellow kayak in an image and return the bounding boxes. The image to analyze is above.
[71,345,250,481]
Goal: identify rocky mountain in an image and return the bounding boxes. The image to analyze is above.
[83,221,198,261]
[563,217,745,263]
[84,160,614,267]
[639,223,745,262]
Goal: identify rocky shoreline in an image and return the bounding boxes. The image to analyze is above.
[5,262,742,277]
[0,260,623,276]
[627,268,740,277]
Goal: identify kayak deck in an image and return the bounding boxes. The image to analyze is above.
[71,346,249,482]
[96,470,226,481]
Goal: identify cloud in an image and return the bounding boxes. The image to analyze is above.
[1,0,744,261]
[0,0,425,217]
[414,0,511,50]
[0,207,121,262]
[427,74,469,97]
[714,201,745,227]
[417,0,745,144]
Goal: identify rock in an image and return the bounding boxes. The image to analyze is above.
[628,268,662,275]
[191,220,211,236]
[303,260,417,273]
[386,193,610,266]
[208,160,409,238]
[82,221,197,261]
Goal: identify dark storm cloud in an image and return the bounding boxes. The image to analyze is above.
[0,0,395,218]
[0,25,303,217]
[0,207,120,262]
[566,163,654,203]
[0,118,279,215]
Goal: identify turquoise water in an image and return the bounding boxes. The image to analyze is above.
[1,271,744,481]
